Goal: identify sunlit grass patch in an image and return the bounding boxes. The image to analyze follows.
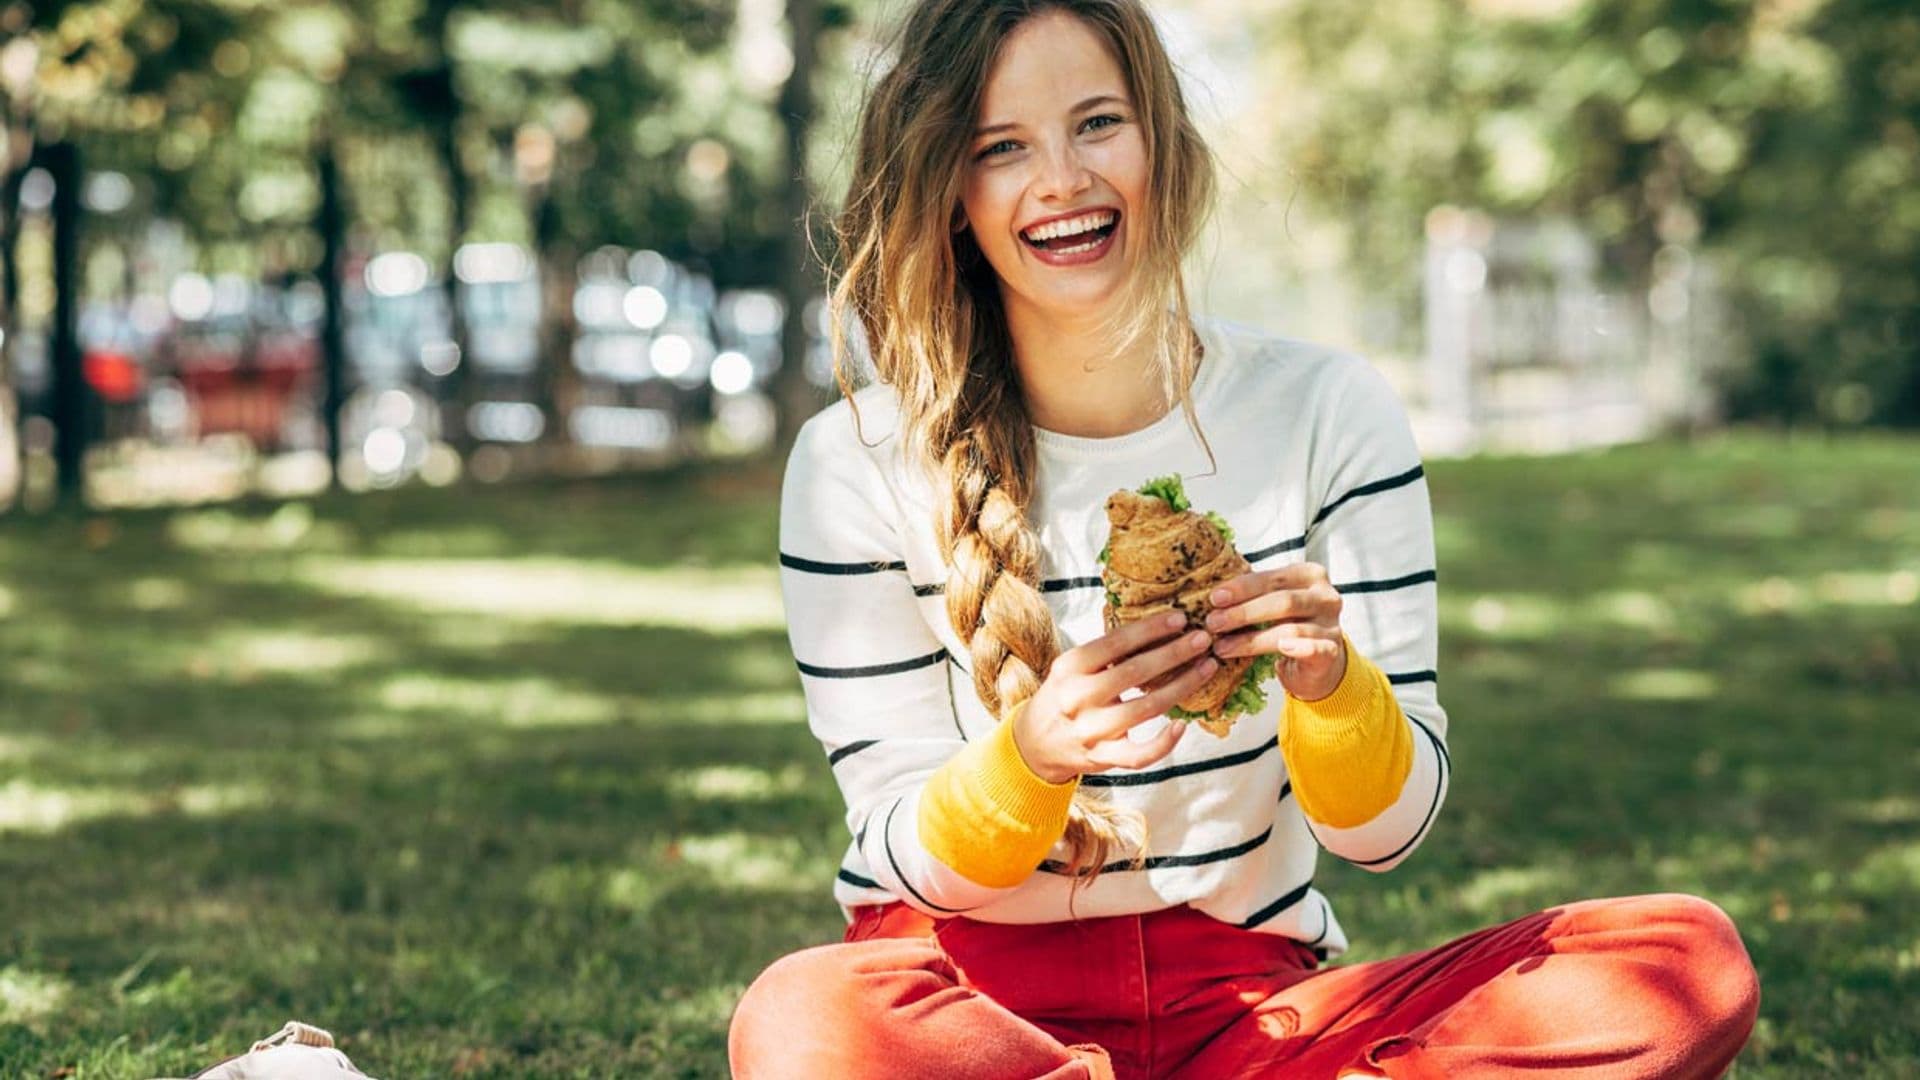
[1851,842,1920,895]
[0,733,50,765]
[668,764,811,803]
[167,502,344,553]
[643,690,806,726]
[0,967,72,1027]
[215,630,384,676]
[375,672,621,728]
[672,831,826,891]
[1840,795,1920,826]
[0,780,263,833]
[1610,667,1720,701]
[1812,569,1920,608]
[1454,864,1570,916]
[292,557,786,631]
[124,576,192,611]
[1588,589,1679,633]
[1442,593,1565,639]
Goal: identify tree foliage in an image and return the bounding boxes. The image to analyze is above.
[1259,0,1919,425]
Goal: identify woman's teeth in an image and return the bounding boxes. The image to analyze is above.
[1023,215,1120,252]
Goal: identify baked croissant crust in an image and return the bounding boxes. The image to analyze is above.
[1099,487,1256,737]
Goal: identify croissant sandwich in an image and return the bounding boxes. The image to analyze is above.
[1098,475,1277,737]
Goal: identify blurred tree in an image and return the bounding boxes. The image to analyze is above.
[0,0,259,506]
[1256,0,1919,426]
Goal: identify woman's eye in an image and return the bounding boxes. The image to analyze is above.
[975,115,1127,161]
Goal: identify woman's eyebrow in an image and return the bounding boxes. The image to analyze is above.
[974,94,1129,137]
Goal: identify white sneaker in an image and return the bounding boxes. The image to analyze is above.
[152,1022,380,1080]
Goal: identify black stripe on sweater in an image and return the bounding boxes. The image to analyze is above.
[1244,533,1307,563]
[915,573,1109,597]
[796,648,949,680]
[1239,877,1314,929]
[1335,569,1437,594]
[1081,736,1278,788]
[1342,715,1449,869]
[1388,669,1438,686]
[826,740,879,766]
[780,552,908,575]
[1311,464,1426,528]
[837,868,882,890]
[1039,826,1272,876]
[880,799,974,914]
[915,566,1435,601]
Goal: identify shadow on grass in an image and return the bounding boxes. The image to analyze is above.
[1,440,1917,1075]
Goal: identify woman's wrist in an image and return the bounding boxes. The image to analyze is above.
[1009,698,1079,785]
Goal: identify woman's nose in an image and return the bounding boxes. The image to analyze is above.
[1034,143,1093,201]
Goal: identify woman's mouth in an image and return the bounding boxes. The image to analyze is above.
[1021,211,1121,266]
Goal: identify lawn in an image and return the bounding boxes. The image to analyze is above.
[1,431,1915,1077]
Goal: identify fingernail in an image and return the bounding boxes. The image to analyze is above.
[1188,630,1210,648]
[1205,612,1226,631]
[1211,589,1230,606]
[1200,658,1219,675]
[1162,612,1185,629]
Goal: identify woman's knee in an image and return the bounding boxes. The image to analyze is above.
[1611,893,1761,1030]
[729,939,952,1074]
[730,945,848,1059]
[1665,895,1760,1019]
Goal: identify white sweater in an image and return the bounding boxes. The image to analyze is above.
[777,315,1450,959]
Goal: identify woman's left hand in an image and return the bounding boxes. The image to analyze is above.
[1203,562,1347,702]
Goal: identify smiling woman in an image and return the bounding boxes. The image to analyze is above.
[729,2,1761,1078]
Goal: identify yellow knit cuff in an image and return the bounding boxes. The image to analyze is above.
[1281,634,1414,829]
[918,700,1080,888]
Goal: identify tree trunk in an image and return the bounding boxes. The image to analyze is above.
[422,0,474,455]
[316,137,349,488]
[530,179,578,464]
[769,0,832,463]
[42,140,85,507]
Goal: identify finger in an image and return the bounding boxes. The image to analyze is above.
[1207,563,1327,611]
[1276,634,1343,661]
[1085,717,1190,772]
[1215,621,1340,659]
[1083,655,1220,743]
[1064,610,1189,674]
[1208,582,1341,634]
[1092,628,1213,701]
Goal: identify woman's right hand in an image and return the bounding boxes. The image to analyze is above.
[1013,612,1219,784]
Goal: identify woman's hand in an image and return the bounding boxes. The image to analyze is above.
[1012,612,1219,784]
[1204,562,1348,702]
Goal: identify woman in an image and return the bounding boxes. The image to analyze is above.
[730,2,1760,1076]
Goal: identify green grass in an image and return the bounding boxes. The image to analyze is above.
[1,431,1916,1076]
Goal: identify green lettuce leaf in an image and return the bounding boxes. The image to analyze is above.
[1203,510,1234,545]
[1165,651,1279,724]
[1135,474,1231,543]
[1137,474,1190,512]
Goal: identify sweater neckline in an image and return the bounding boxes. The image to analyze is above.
[1030,318,1228,461]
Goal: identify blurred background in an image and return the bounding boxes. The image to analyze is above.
[0,0,1914,1075]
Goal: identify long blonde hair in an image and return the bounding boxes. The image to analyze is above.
[820,0,1218,882]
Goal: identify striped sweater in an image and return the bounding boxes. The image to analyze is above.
[777,316,1450,959]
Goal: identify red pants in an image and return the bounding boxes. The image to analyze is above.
[729,893,1759,1079]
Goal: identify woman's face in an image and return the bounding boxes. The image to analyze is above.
[958,12,1148,321]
